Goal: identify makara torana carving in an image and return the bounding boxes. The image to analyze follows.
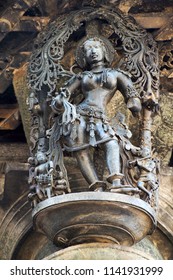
[27,7,159,215]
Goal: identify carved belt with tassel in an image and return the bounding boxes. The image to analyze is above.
[77,106,115,147]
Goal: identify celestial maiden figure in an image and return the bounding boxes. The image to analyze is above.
[51,37,142,193]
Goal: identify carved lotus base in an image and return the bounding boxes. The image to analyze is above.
[32,192,156,247]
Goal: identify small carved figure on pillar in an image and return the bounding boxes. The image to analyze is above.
[28,152,54,206]
[50,37,142,193]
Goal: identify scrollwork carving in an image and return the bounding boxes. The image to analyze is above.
[27,6,159,213]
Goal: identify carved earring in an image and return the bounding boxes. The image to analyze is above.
[82,57,86,69]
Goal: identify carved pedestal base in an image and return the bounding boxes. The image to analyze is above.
[33,192,156,247]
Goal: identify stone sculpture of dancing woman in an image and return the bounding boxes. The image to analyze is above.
[51,36,142,193]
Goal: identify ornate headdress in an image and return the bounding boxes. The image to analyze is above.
[75,36,115,69]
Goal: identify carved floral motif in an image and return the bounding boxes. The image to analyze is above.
[27,6,159,213]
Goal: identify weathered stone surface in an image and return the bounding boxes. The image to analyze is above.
[44,242,162,260]
[152,92,173,166]
[13,231,58,260]
[33,192,156,247]
[0,144,29,162]
[0,163,31,260]
[147,227,173,260]
[13,64,31,143]
[158,167,173,244]
[12,228,172,260]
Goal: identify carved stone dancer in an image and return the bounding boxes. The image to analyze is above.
[53,171,69,195]
[28,152,54,202]
[51,37,142,192]
[129,156,159,200]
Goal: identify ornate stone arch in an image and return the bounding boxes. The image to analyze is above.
[27,6,160,247]
[28,6,159,99]
[27,6,159,160]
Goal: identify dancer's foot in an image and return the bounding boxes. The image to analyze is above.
[89,181,107,192]
[109,185,141,194]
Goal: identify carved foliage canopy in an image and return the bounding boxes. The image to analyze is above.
[27,6,160,211]
[28,6,159,101]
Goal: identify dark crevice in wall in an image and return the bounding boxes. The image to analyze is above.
[169,149,173,167]
[0,124,27,143]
